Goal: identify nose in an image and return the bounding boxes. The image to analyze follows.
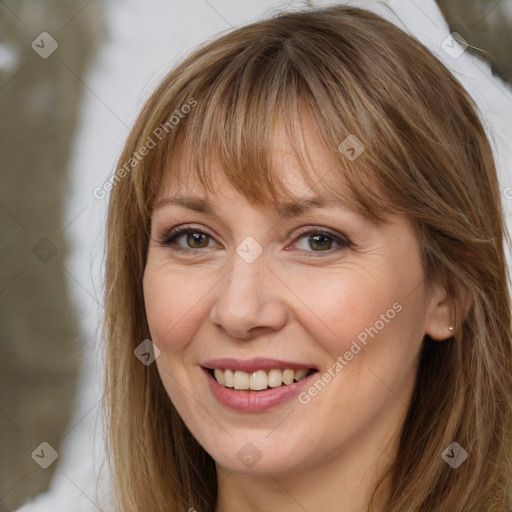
[209,249,289,341]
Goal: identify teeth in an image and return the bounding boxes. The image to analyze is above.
[213,368,224,386]
[282,369,294,385]
[267,369,282,387]
[212,368,312,391]
[233,370,249,390]
[294,369,307,381]
[224,369,234,388]
[249,370,268,390]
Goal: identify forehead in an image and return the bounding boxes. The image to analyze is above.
[157,120,352,207]
[156,162,359,224]
[161,162,340,200]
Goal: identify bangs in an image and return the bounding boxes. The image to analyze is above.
[143,21,400,225]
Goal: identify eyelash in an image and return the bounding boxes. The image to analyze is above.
[156,224,351,258]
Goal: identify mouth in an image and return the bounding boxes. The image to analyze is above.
[204,367,318,391]
[200,357,320,411]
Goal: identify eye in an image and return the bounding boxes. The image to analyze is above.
[156,224,351,257]
[157,225,215,252]
[290,227,351,257]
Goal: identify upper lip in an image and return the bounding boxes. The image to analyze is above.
[201,357,318,373]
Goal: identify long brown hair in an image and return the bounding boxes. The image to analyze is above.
[101,4,512,511]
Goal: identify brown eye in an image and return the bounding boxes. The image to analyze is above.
[184,232,210,249]
[307,234,335,251]
[293,229,350,255]
[159,227,215,251]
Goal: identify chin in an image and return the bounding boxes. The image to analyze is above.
[200,429,315,475]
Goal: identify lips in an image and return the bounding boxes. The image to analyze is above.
[201,357,319,411]
[201,357,318,373]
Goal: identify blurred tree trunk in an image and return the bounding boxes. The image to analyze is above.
[0,2,103,510]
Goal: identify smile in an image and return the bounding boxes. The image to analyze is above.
[210,368,315,391]
[201,358,320,411]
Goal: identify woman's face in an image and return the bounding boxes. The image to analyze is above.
[142,127,449,478]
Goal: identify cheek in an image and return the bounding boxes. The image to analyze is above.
[142,266,210,412]
[296,272,425,441]
[299,268,406,348]
[299,257,427,393]
[142,265,212,353]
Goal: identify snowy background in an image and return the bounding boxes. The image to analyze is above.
[9,0,512,510]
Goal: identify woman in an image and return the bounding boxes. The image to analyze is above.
[102,4,512,511]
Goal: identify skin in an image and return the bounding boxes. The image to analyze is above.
[142,125,452,512]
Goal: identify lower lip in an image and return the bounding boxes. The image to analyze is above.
[203,368,317,412]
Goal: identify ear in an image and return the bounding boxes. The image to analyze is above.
[424,278,472,341]
[424,281,451,341]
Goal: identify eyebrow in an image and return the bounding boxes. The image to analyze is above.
[152,194,354,218]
